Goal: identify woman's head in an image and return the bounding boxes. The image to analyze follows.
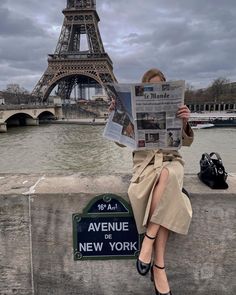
[142,68,166,83]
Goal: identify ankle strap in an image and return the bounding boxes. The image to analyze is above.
[145,233,156,240]
[154,264,165,269]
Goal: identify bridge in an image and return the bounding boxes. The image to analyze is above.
[0,104,63,132]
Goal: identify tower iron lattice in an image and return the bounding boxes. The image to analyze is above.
[32,0,117,101]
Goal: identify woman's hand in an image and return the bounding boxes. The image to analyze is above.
[108,99,116,112]
[177,105,190,128]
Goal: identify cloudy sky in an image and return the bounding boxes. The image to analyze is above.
[0,0,236,92]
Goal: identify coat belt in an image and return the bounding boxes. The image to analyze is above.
[130,151,163,182]
[130,150,183,183]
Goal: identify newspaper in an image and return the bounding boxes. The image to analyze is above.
[103,80,185,150]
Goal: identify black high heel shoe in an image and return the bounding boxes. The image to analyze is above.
[136,233,156,276]
[151,264,172,295]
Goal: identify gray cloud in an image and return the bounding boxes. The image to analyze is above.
[0,6,46,37]
[0,0,236,91]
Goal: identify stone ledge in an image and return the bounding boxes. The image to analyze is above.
[0,173,235,196]
[0,174,235,295]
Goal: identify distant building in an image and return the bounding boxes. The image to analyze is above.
[185,81,236,112]
[91,95,108,102]
[95,86,104,95]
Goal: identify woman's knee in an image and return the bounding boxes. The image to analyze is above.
[159,168,169,185]
[160,166,181,186]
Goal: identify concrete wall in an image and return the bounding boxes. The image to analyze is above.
[0,174,235,295]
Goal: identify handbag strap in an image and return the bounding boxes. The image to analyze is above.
[210,152,227,176]
[201,153,214,166]
[210,152,223,164]
[201,153,218,175]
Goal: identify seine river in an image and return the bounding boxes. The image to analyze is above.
[0,124,235,174]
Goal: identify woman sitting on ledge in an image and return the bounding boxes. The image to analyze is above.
[109,68,194,295]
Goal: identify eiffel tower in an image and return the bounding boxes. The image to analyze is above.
[32,0,117,101]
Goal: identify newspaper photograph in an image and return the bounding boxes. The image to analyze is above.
[103,80,185,150]
[103,84,135,148]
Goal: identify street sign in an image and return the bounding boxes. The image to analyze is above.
[73,194,141,260]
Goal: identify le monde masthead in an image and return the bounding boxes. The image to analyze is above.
[32,0,117,102]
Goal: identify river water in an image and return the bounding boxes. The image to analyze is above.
[0,124,235,174]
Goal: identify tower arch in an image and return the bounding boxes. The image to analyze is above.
[32,0,116,101]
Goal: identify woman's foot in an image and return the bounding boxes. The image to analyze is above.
[153,264,171,294]
[139,233,156,264]
[136,233,156,275]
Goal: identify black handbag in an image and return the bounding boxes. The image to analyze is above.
[198,152,228,189]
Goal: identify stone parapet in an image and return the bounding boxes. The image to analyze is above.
[0,173,235,295]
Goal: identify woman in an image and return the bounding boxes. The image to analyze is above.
[109,68,193,295]
[128,68,193,295]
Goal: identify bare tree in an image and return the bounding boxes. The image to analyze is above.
[209,77,230,101]
[185,83,195,100]
[5,84,29,95]
[2,84,32,105]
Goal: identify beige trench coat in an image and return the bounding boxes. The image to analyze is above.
[128,124,194,235]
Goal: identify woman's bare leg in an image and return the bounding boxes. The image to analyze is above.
[138,168,169,264]
[138,222,160,264]
[153,226,170,293]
